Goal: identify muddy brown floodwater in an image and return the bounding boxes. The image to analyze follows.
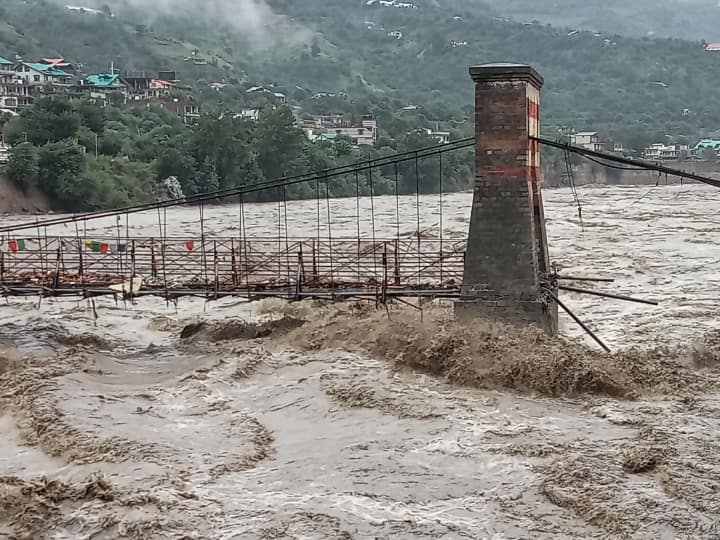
[2,184,720,539]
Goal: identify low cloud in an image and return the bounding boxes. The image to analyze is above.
[122,0,276,33]
[64,0,309,44]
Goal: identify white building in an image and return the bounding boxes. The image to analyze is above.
[418,127,451,144]
[570,132,603,152]
[235,108,260,121]
[0,143,10,164]
[310,114,345,127]
[642,143,689,161]
[306,115,378,146]
[13,62,73,86]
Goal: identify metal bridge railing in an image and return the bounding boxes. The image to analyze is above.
[0,236,467,293]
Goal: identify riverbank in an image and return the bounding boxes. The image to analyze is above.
[0,174,49,214]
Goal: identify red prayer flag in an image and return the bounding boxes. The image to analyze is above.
[8,240,17,253]
[100,242,109,254]
[185,240,194,251]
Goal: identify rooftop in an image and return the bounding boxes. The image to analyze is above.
[0,56,13,65]
[24,62,69,76]
[694,138,720,148]
[42,58,72,67]
[86,73,121,87]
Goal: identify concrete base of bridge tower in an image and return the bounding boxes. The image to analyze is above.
[454,294,558,336]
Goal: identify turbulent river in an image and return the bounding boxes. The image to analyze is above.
[1,184,720,539]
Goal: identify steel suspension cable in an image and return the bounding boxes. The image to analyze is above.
[534,136,720,189]
[1,138,474,234]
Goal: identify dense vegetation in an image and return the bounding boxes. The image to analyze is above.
[3,0,720,209]
[2,0,720,141]
[1,97,473,211]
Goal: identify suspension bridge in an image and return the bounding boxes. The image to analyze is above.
[0,63,711,346]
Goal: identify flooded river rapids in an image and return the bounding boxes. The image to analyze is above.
[2,184,720,539]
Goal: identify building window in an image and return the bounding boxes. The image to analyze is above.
[34,75,40,82]
[358,128,364,135]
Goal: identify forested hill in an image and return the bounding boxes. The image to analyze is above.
[2,0,720,139]
[476,0,720,41]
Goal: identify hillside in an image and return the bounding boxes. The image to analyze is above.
[476,0,720,41]
[2,0,720,141]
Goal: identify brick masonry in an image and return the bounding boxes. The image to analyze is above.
[457,64,558,334]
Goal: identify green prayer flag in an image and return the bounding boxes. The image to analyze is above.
[16,239,25,251]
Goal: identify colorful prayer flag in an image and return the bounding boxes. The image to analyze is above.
[100,243,109,254]
[116,243,127,253]
[185,240,194,251]
[16,239,25,251]
[85,241,101,252]
[8,240,17,253]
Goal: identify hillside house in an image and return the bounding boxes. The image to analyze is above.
[40,58,79,74]
[0,60,71,107]
[121,72,187,101]
[705,43,720,52]
[642,143,689,161]
[146,97,200,123]
[0,56,22,110]
[14,62,73,87]
[692,139,720,159]
[246,86,286,103]
[417,127,450,144]
[235,108,260,121]
[305,115,377,146]
[570,132,603,152]
[74,73,127,100]
[310,114,345,127]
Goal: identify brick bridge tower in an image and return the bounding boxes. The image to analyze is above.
[456,63,558,334]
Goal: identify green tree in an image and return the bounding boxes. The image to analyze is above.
[254,105,307,182]
[99,130,124,157]
[333,135,353,158]
[15,97,81,146]
[6,143,39,190]
[75,100,106,133]
[191,113,258,189]
[36,141,87,208]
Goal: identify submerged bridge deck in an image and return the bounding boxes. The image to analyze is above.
[0,235,467,300]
